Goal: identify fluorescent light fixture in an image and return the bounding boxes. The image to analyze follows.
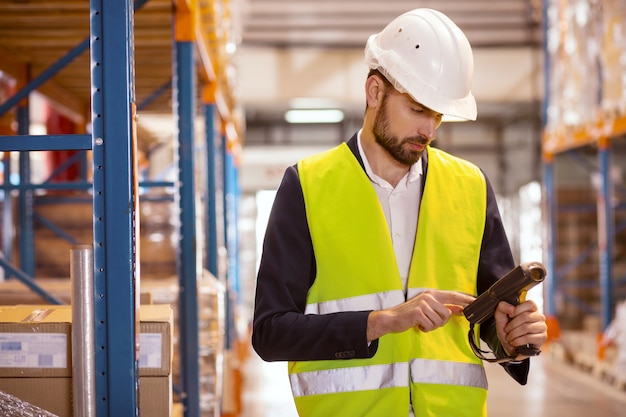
[289,97,339,109]
[284,109,344,124]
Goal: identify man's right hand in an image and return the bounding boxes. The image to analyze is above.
[367,289,475,342]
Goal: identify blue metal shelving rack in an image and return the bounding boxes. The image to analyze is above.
[173,7,201,413]
[542,0,625,332]
[0,1,241,416]
[90,1,140,414]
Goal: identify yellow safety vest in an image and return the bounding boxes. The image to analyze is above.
[292,143,488,417]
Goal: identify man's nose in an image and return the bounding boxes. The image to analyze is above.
[417,116,438,140]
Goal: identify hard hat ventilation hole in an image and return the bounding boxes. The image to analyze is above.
[415,44,420,49]
[398,28,403,33]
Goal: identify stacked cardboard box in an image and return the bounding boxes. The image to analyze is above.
[139,304,174,417]
[0,304,173,416]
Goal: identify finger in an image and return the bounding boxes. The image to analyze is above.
[507,328,547,349]
[437,291,476,307]
[417,303,451,330]
[498,301,539,324]
[504,309,546,333]
[513,300,539,315]
[504,318,547,346]
[445,304,464,315]
[496,300,516,317]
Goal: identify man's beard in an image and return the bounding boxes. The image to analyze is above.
[372,95,429,166]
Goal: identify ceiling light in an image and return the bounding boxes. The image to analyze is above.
[284,109,344,124]
[289,97,339,109]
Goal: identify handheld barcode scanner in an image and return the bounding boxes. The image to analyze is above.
[463,262,546,363]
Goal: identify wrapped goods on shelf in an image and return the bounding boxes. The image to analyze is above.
[600,0,626,117]
[0,390,59,417]
[142,272,226,417]
[545,0,626,152]
[198,271,226,417]
[545,0,602,133]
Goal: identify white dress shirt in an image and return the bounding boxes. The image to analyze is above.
[357,132,423,295]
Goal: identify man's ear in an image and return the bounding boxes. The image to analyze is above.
[365,75,385,108]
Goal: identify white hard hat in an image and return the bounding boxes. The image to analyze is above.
[365,8,477,121]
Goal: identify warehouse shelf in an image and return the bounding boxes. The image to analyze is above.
[543,115,626,157]
[0,1,243,416]
[542,0,626,334]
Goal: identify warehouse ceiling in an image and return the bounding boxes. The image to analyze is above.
[0,0,544,151]
[239,0,545,143]
[240,0,543,49]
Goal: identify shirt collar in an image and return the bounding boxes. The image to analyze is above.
[356,130,423,189]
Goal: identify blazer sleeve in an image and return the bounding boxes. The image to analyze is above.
[477,174,531,384]
[251,165,375,362]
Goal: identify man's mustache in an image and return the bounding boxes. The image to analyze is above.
[403,136,430,146]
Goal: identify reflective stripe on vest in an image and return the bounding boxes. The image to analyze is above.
[290,362,409,397]
[305,290,405,314]
[290,359,487,397]
[410,358,488,389]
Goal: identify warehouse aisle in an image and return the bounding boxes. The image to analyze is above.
[239,352,298,417]
[239,350,626,417]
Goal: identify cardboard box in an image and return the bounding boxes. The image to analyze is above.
[0,304,173,417]
[0,375,172,417]
[0,306,72,377]
[0,304,173,377]
[140,375,173,417]
[0,376,72,416]
[172,401,184,417]
[139,304,173,377]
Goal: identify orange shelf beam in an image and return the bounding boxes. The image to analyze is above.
[542,114,626,156]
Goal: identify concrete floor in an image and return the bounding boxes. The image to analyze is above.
[240,348,626,417]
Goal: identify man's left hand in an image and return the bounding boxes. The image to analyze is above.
[494,300,547,360]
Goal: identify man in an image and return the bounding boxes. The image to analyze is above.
[252,8,548,417]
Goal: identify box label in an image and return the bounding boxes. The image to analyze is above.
[139,333,162,368]
[0,333,67,368]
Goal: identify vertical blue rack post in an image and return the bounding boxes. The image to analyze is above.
[543,157,557,320]
[17,91,35,277]
[541,0,557,324]
[90,1,140,415]
[598,138,614,330]
[1,152,11,278]
[221,129,240,351]
[224,138,240,302]
[174,5,201,416]
[203,88,218,278]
